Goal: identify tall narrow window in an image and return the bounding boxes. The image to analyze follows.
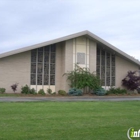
[44,46,49,85]
[101,50,105,86]
[31,44,56,86]
[96,45,115,87]
[97,48,100,77]
[106,53,110,86]
[31,49,37,85]
[50,44,56,85]
[37,47,43,85]
[111,55,115,86]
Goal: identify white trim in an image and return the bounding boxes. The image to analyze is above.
[0,30,140,66]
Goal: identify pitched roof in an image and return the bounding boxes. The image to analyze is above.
[0,30,140,66]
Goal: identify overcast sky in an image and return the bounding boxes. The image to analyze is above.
[0,0,140,60]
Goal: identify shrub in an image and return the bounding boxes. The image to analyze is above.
[94,87,106,96]
[121,89,127,94]
[52,92,56,95]
[11,83,18,93]
[68,88,83,96]
[63,64,101,93]
[106,87,116,94]
[47,88,52,94]
[0,88,6,94]
[106,87,127,94]
[21,85,30,94]
[21,85,37,94]
[30,88,37,94]
[38,89,45,95]
[122,71,140,91]
[137,88,140,94]
[58,90,67,96]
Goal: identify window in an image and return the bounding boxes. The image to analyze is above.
[77,53,85,64]
[31,44,56,85]
[96,46,115,86]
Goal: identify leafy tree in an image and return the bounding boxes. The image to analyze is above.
[122,71,140,91]
[64,64,101,92]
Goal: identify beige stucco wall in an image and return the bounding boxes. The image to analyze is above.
[1,37,139,94]
[58,36,97,92]
[73,36,89,68]
[55,40,73,92]
[0,51,30,93]
[55,42,65,92]
[116,56,139,88]
[63,39,73,92]
[56,37,96,92]
[89,39,97,73]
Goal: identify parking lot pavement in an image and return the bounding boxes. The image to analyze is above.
[0,96,140,102]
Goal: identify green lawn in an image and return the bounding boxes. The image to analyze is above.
[0,101,139,140]
[0,93,20,97]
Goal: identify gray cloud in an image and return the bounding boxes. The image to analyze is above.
[0,0,140,60]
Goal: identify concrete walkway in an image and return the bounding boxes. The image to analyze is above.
[0,96,140,102]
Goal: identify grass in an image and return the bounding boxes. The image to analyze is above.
[0,93,48,97]
[0,101,140,140]
[0,93,139,97]
[0,93,21,97]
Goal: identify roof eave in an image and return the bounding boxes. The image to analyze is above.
[0,30,140,66]
[86,31,140,66]
[0,30,88,59]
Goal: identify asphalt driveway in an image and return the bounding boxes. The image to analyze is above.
[0,96,140,102]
